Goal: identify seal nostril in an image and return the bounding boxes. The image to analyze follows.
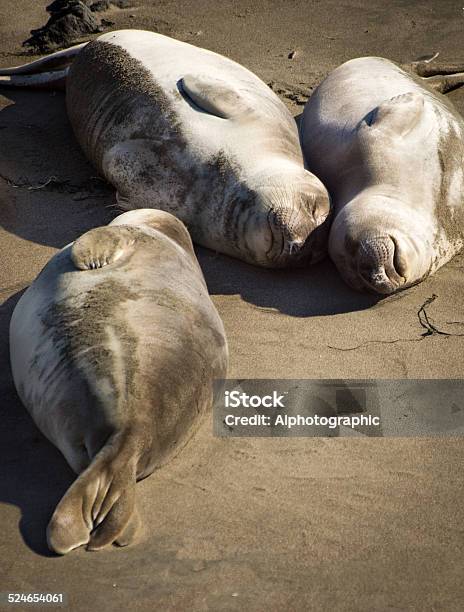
[356,235,402,294]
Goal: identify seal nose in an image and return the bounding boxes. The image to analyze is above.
[268,187,331,265]
[269,208,317,265]
[357,235,406,294]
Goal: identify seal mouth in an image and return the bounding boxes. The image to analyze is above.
[356,235,407,294]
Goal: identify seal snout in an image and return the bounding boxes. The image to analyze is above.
[267,207,315,266]
[266,186,331,266]
[356,235,407,294]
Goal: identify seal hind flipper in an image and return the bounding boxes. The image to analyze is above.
[0,43,86,89]
[361,91,424,137]
[114,507,142,547]
[409,60,464,94]
[0,42,86,76]
[71,225,140,270]
[0,69,69,90]
[47,431,139,554]
[180,74,252,118]
[411,60,464,78]
[86,487,139,551]
[423,73,464,94]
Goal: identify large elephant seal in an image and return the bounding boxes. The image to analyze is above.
[300,57,464,294]
[0,30,331,267]
[9,209,228,554]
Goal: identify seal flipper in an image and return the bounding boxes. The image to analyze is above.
[180,74,252,119]
[411,59,464,78]
[71,225,140,270]
[47,431,140,554]
[86,486,138,551]
[0,69,69,90]
[0,43,86,76]
[423,73,464,94]
[114,508,142,547]
[0,43,86,90]
[361,92,424,137]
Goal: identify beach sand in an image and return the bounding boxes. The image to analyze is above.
[0,1,463,610]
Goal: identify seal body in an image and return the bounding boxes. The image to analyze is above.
[301,57,464,293]
[61,29,330,267]
[9,209,228,554]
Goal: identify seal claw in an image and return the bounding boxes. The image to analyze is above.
[71,226,139,270]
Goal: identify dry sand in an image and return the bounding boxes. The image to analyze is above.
[0,1,463,610]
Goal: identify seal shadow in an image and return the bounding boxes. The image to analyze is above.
[0,289,74,557]
[196,247,381,316]
[0,88,380,316]
[0,89,113,248]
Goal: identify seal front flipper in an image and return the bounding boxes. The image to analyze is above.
[180,74,253,119]
[71,225,140,270]
[360,92,425,137]
[102,139,174,212]
[102,139,199,235]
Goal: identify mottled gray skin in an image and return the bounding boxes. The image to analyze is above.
[301,57,464,294]
[63,30,330,267]
[9,209,228,554]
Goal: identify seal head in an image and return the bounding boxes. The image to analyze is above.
[244,167,331,267]
[329,194,433,294]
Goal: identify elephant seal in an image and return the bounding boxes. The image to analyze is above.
[300,57,464,294]
[9,209,228,554]
[0,30,331,267]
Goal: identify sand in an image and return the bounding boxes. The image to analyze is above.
[0,1,463,610]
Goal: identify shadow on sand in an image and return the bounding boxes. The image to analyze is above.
[196,247,380,316]
[0,291,74,557]
[0,89,114,248]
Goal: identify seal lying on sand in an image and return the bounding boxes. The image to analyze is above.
[9,209,228,554]
[0,29,331,267]
[300,57,464,294]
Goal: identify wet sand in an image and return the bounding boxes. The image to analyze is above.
[1,1,463,610]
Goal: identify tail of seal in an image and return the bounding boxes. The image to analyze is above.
[0,42,86,89]
[409,57,464,94]
[47,430,142,555]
